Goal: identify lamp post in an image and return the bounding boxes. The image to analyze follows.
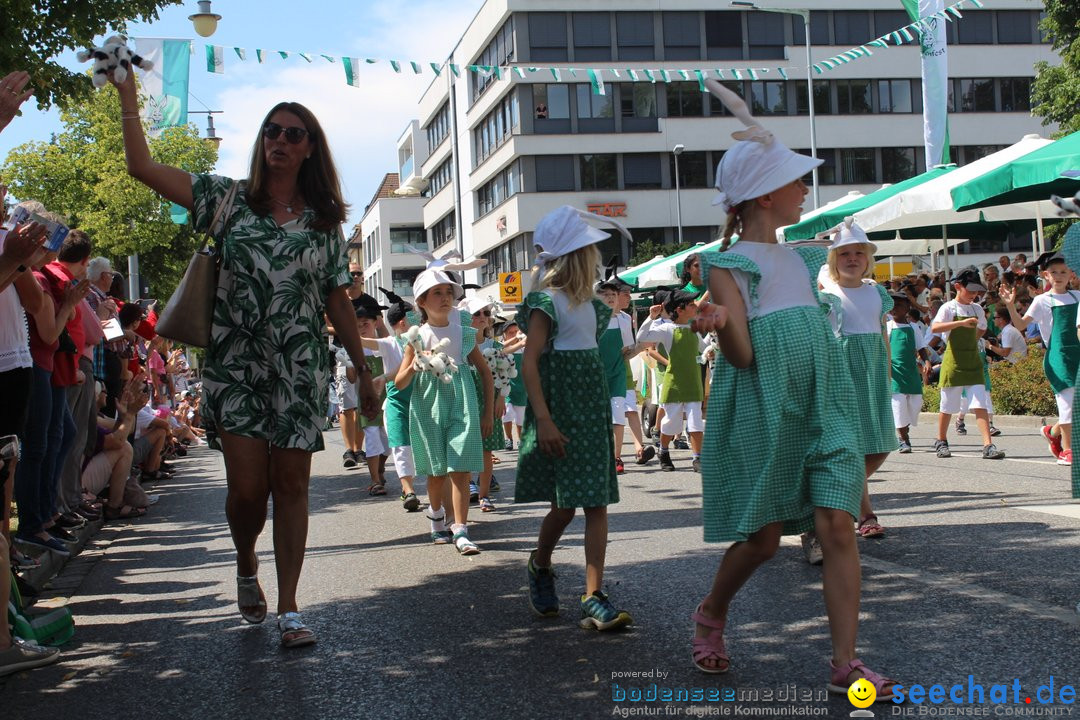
[673,144,685,246]
[188,0,221,38]
[730,1,819,209]
[188,110,223,147]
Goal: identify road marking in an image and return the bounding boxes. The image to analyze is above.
[1014,503,1080,520]
[779,536,1080,627]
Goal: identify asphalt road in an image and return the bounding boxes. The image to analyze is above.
[4,419,1080,719]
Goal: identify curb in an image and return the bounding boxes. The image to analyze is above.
[917,412,1054,430]
[14,514,105,593]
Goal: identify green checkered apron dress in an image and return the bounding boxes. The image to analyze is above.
[699,246,863,542]
[507,351,527,407]
[889,324,924,396]
[1062,225,1080,498]
[822,283,898,456]
[515,291,619,509]
[408,311,483,476]
[472,340,506,451]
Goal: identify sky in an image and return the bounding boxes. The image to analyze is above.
[0,0,483,226]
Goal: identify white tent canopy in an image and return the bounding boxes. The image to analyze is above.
[872,237,969,258]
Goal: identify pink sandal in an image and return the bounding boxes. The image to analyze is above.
[827,658,897,702]
[691,604,730,674]
[856,515,885,538]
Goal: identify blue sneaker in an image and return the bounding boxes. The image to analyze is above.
[579,591,632,631]
[527,551,559,617]
[489,478,501,493]
[15,533,70,557]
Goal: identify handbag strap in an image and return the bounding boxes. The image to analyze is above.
[199,180,242,252]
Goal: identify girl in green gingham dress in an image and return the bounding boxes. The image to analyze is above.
[469,300,506,512]
[688,76,898,702]
[818,221,898,542]
[395,273,494,555]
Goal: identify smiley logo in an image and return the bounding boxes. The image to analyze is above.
[848,678,876,708]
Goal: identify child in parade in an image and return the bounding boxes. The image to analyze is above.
[596,264,640,474]
[348,295,391,495]
[359,289,421,511]
[635,290,706,472]
[687,79,897,700]
[886,293,930,454]
[518,205,632,631]
[617,282,654,465]
[395,268,493,554]
[931,268,1005,460]
[815,221,897,545]
[500,322,527,451]
[466,295,505,511]
[1056,220,1080,494]
[1001,252,1078,465]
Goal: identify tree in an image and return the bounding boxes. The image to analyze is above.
[628,237,698,267]
[1,80,217,298]
[1031,1,1080,137]
[0,0,182,110]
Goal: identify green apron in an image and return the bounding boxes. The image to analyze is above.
[1044,294,1080,394]
[659,327,704,403]
[598,323,628,398]
[889,325,923,395]
[507,351,527,406]
[939,313,984,388]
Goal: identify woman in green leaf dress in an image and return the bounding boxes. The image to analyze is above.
[113,68,377,649]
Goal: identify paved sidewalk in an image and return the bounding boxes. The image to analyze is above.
[3,420,1079,719]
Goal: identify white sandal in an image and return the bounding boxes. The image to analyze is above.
[452,529,480,555]
[277,612,317,648]
[236,558,266,624]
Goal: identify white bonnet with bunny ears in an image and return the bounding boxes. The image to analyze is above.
[828,217,878,256]
[463,295,495,316]
[533,205,632,267]
[705,79,822,214]
[410,248,488,300]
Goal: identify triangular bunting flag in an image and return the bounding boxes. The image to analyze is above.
[390,60,401,72]
[549,68,561,81]
[748,68,758,80]
[777,68,788,80]
[278,51,289,60]
[343,57,361,87]
[234,47,246,60]
[206,45,224,74]
[587,69,605,96]
[449,64,460,77]
[256,49,265,63]
[694,69,706,91]
[322,54,336,63]
[430,62,442,75]
[513,66,526,79]
[299,53,312,63]
[411,61,422,74]
[627,69,638,81]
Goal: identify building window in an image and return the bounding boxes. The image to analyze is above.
[833,11,871,45]
[575,84,614,119]
[391,268,422,297]
[878,80,913,113]
[481,234,534,285]
[747,12,785,60]
[535,155,575,192]
[474,92,519,167]
[961,145,1006,164]
[874,10,910,38]
[390,227,427,255]
[837,79,872,114]
[882,147,917,183]
[427,157,453,197]
[663,12,700,60]
[817,150,837,185]
[477,162,521,218]
[670,150,708,189]
[471,18,515,104]
[580,154,618,191]
[431,211,455,249]
[533,83,570,120]
[957,11,993,44]
[956,78,994,112]
[666,81,704,118]
[1000,78,1031,112]
[839,148,876,184]
[708,81,745,116]
[705,11,743,60]
[623,153,662,189]
[573,12,611,61]
[529,13,567,62]
[620,84,658,118]
[750,81,787,115]
[616,12,654,60]
[425,102,450,151]
[795,80,833,115]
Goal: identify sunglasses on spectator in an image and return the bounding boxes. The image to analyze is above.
[350,272,363,278]
[475,310,492,317]
[263,122,311,144]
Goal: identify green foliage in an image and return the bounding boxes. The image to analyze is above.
[0,0,182,110]
[921,383,940,414]
[1032,1,1080,137]
[2,79,217,298]
[629,238,698,267]
[987,346,1058,417]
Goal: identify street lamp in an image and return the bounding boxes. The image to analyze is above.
[188,1,221,38]
[672,144,685,246]
[189,110,222,147]
[730,1,819,209]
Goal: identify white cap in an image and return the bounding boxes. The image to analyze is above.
[464,295,494,316]
[827,217,878,256]
[412,268,463,300]
[712,139,822,213]
[533,205,629,267]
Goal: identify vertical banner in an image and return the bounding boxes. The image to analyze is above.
[133,38,191,137]
[902,0,950,167]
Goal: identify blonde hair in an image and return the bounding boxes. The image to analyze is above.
[826,245,875,283]
[533,243,600,306]
[720,201,751,252]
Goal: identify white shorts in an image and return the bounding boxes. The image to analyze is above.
[941,385,991,415]
[610,397,627,426]
[659,402,704,435]
[363,425,388,457]
[1055,387,1074,425]
[502,404,525,426]
[623,390,638,415]
[891,393,923,429]
[391,445,415,478]
[335,368,357,411]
